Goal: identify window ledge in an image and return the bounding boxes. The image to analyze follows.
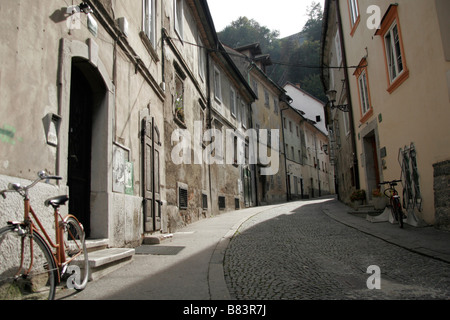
[387,69,409,94]
[350,16,361,37]
[140,31,159,63]
[174,115,187,129]
[360,108,374,123]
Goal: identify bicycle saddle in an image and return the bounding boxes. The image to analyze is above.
[44,195,69,208]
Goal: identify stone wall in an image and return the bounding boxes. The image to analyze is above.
[433,160,450,231]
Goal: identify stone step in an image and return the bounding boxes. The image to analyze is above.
[83,239,135,281]
[142,233,173,245]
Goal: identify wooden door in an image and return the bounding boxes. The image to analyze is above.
[142,117,161,232]
[68,64,92,236]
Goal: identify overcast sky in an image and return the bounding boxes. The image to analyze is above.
[207,0,325,38]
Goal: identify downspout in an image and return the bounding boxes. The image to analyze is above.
[161,28,166,91]
[335,0,360,189]
[246,62,258,206]
[280,106,290,202]
[206,50,213,214]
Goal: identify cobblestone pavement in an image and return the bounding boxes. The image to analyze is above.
[224,199,450,300]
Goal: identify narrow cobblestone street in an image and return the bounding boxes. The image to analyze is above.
[224,199,450,300]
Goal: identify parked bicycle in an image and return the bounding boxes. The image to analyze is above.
[0,171,89,300]
[379,179,405,228]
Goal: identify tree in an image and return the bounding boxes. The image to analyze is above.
[217,2,325,102]
[303,1,324,41]
[218,17,279,52]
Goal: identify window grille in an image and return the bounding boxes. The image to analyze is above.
[218,196,226,210]
[179,187,188,209]
[202,193,208,209]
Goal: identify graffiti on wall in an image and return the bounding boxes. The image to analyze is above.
[0,125,22,145]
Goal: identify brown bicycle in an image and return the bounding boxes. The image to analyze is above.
[0,171,89,300]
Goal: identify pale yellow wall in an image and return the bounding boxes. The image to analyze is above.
[340,0,450,224]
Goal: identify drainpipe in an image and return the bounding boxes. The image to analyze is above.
[280,106,290,202]
[335,0,360,190]
[246,62,258,205]
[206,49,213,214]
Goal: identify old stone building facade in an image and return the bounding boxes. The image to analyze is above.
[0,0,257,250]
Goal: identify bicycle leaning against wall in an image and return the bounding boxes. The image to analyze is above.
[379,179,406,228]
[0,171,89,300]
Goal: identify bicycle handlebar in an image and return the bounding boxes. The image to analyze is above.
[0,170,62,199]
[379,179,402,186]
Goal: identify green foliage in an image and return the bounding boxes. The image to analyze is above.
[217,2,325,102]
[219,16,279,52]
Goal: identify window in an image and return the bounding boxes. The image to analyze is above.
[273,98,279,114]
[242,102,248,128]
[289,121,292,133]
[334,31,342,66]
[214,67,222,102]
[358,71,370,115]
[375,5,409,93]
[174,0,183,39]
[252,79,258,98]
[348,0,360,34]
[354,58,373,122]
[174,75,185,123]
[235,198,240,210]
[385,23,404,83]
[198,36,205,80]
[343,103,351,135]
[230,88,236,117]
[143,0,156,47]
[218,196,226,210]
[202,193,208,209]
[264,89,270,108]
[179,186,188,209]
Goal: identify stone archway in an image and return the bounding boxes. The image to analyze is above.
[58,38,114,239]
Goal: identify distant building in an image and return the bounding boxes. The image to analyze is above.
[282,84,334,199]
[225,43,290,205]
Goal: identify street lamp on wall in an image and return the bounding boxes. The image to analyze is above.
[326,90,350,112]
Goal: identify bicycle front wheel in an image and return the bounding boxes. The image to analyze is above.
[62,216,89,291]
[0,225,57,300]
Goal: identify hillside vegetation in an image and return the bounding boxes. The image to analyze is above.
[217,2,325,102]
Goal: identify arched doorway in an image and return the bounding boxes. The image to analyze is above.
[58,38,114,240]
[68,58,107,237]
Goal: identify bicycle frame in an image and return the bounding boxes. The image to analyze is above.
[15,197,83,282]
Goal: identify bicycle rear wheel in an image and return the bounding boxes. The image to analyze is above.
[0,225,57,300]
[62,216,89,291]
[391,198,404,228]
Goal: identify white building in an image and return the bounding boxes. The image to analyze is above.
[284,82,328,135]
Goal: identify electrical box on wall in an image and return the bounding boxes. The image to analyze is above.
[117,17,129,37]
[43,113,61,147]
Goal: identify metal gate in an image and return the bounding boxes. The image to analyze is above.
[142,117,162,232]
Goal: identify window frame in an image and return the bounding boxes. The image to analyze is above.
[198,35,205,81]
[230,87,237,118]
[174,0,183,40]
[143,0,156,47]
[178,185,188,210]
[375,5,409,93]
[347,0,360,36]
[214,67,222,103]
[353,58,373,123]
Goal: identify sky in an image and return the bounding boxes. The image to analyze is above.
[207,0,325,39]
